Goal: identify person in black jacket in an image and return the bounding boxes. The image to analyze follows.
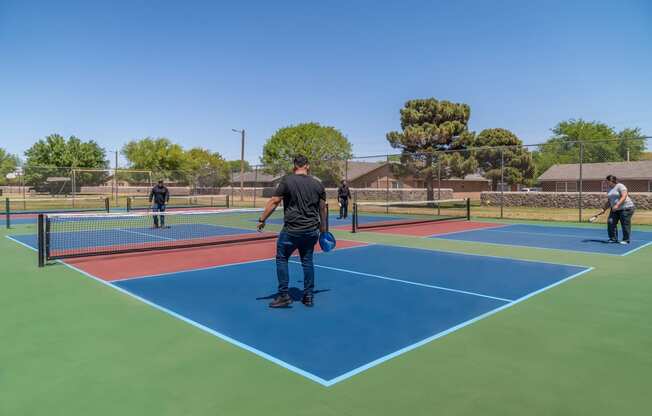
[258,155,327,308]
[337,179,351,219]
[149,180,170,228]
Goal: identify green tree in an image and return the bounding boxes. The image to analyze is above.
[474,128,536,189]
[261,122,352,186]
[227,160,252,174]
[386,98,474,199]
[185,148,231,189]
[122,137,188,181]
[533,120,646,175]
[0,148,19,185]
[24,134,108,193]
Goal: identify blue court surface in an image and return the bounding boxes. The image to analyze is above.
[111,244,590,386]
[11,223,259,252]
[432,224,652,255]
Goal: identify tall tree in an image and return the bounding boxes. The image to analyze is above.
[185,148,231,189]
[261,122,352,186]
[227,160,252,173]
[0,148,19,185]
[386,98,474,199]
[122,137,188,181]
[474,128,536,189]
[533,120,646,175]
[24,134,108,192]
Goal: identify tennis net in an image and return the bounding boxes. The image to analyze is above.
[4,197,110,228]
[126,195,229,211]
[37,208,275,266]
[352,198,470,232]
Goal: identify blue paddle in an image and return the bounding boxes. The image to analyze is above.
[319,231,337,252]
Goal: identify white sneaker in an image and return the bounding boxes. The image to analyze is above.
[619,241,630,245]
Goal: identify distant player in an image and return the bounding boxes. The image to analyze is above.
[258,155,327,308]
[149,180,170,228]
[337,179,351,219]
[591,175,635,244]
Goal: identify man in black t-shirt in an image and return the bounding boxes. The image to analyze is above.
[149,180,170,228]
[337,179,351,219]
[258,155,327,308]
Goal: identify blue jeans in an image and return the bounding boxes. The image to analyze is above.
[152,203,166,227]
[276,230,320,296]
[608,208,634,242]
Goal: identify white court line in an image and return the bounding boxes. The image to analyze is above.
[116,228,177,241]
[482,228,608,239]
[326,267,594,385]
[109,242,375,282]
[290,261,513,303]
[4,234,595,387]
[621,241,652,256]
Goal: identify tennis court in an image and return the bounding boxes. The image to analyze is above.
[8,219,591,385]
[3,200,651,414]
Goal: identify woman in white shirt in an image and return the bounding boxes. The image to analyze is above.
[594,175,635,244]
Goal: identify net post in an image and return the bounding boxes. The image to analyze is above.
[37,214,45,267]
[45,216,51,262]
[324,202,329,231]
[352,203,358,233]
[126,197,132,212]
[5,198,10,229]
[104,197,110,213]
[466,198,471,220]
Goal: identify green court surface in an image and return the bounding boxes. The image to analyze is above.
[2,217,652,416]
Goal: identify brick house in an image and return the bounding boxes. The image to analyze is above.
[344,161,490,192]
[538,160,652,193]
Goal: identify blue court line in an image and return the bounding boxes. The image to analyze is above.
[293,261,513,303]
[327,266,594,385]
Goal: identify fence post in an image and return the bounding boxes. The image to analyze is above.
[253,165,258,208]
[500,148,504,219]
[437,155,441,215]
[579,142,584,223]
[385,155,390,213]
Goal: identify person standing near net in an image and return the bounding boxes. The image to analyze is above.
[258,155,327,308]
[591,175,635,244]
[337,179,351,219]
[149,180,170,228]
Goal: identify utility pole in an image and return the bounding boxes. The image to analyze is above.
[232,129,246,202]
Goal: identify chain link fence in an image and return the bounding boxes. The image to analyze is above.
[1,137,649,224]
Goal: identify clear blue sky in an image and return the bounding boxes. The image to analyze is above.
[1,0,650,165]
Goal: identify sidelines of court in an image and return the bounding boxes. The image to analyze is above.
[3,234,595,386]
[325,266,594,386]
[424,226,650,257]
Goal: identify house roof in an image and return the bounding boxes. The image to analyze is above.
[538,160,652,181]
[344,161,387,180]
[231,171,281,183]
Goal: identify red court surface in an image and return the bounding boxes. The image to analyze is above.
[67,239,367,281]
[357,220,507,237]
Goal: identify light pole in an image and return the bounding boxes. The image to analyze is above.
[232,129,245,202]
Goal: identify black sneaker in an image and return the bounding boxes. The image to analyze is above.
[269,294,292,308]
[608,239,619,243]
[301,294,314,307]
